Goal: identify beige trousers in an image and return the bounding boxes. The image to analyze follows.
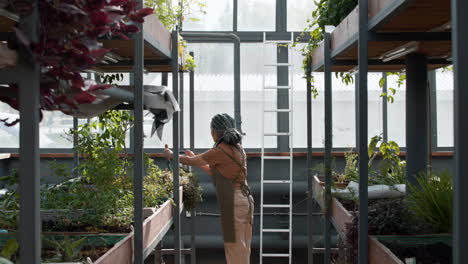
[224,189,254,264]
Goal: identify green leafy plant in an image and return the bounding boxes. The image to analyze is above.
[343,151,359,183]
[368,135,406,185]
[145,0,206,30]
[407,170,453,233]
[379,72,406,103]
[44,236,87,262]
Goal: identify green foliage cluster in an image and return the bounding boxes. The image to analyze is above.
[43,236,87,262]
[379,72,406,103]
[407,170,453,233]
[145,0,206,30]
[295,0,357,97]
[367,135,406,185]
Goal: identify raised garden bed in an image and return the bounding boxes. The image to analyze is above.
[312,175,353,235]
[370,235,452,264]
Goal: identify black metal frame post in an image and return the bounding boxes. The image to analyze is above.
[358,0,369,263]
[428,70,438,153]
[18,1,41,261]
[171,30,182,264]
[73,117,79,178]
[405,53,429,185]
[382,73,388,142]
[323,30,332,264]
[306,59,314,264]
[133,0,145,260]
[189,51,196,264]
[452,0,468,262]
[180,71,184,148]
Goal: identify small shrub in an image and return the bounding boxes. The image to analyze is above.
[407,170,453,233]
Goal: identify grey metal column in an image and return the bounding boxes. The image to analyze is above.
[428,70,438,152]
[189,51,196,264]
[234,42,242,132]
[355,73,359,148]
[405,53,428,186]
[73,118,79,178]
[18,1,41,261]
[133,0,145,261]
[171,30,182,264]
[277,45,289,151]
[323,30,332,264]
[452,0,468,262]
[382,73,388,142]
[306,59,314,264]
[162,72,169,86]
[180,72,185,148]
[358,0,369,263]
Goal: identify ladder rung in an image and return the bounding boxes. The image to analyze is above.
[263,156,291,160]
[264,63,292,67]
[262,229,290,233]
[262,253,290,257]
[264,40,293,44]
[264,132,291,136]
[263,180,291,184]
[264,86,291,89]
[264,109,291,113]
[263,204,291,208]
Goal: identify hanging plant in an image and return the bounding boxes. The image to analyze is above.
[294,0,357,97]
[0,0,153,125]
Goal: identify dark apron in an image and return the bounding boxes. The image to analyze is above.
[211,146,253,243]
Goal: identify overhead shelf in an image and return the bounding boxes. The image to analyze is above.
[0,10,181,72]
[312,0,452,72]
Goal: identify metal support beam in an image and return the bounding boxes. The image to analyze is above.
[133,0,145,260]
[368,32,451,42]
[323,30,332,264]
[17,1,41,262]
[358,0,369,263]
[189,52,196,264]
[73,118,79,178]
[428,70,438,152]
[405,53,429,185]
[382,73,388,142]
[180,72,185,148]
[234,41,242,132]
[306,58,314,264]
[162,72,168,86]
[171,30,182,264]
[452,0,468,262]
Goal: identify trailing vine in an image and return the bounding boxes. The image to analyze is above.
[294,0,357,97]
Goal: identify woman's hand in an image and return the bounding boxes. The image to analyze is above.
[185,150,195,157]
[164,144,173,160]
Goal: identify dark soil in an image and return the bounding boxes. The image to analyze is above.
[384,242,452,264]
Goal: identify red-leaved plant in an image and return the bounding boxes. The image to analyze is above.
[0,0,153,126]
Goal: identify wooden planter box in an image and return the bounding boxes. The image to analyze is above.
[312,175,353,235]
[0,188,183,263]
[94,187,183,263]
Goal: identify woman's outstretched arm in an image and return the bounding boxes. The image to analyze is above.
[164,146,213,176]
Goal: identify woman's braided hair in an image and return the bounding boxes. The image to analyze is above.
[210,113,243,147]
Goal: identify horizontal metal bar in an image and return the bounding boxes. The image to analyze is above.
[264,85,291,89]
[181,31,309,43]
[264,109,291,113]
[263,180,291,184]
[331,58,451,66]
[263,156,292,160]
[262,253,290,257]
[98,59,171,67]
[368,32,451,41]
[264,132,291,136]
[265,63,292,67]
[263,204,291,208]
[263,229,290,233]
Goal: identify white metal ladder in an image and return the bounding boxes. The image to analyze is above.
[260,32,294,264]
